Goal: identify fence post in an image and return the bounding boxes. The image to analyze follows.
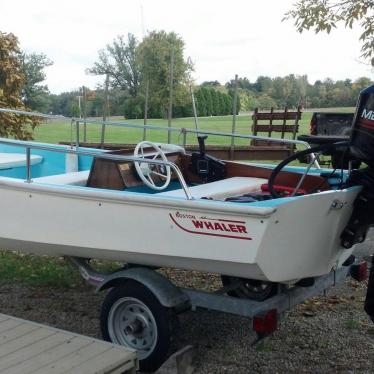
[76,120,80,150]
[82,86,87,143]
[100,74,109,149]
[230,74,238,160]
[143,80,149,141]
[281,107,288,139]
[167,46,175,144]
[182,128,187,147]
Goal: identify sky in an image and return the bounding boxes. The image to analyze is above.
[0,0,372,94]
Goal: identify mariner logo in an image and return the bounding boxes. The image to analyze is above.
[359,108,374,129]
[361,109,374,120]
[169,211,252,240]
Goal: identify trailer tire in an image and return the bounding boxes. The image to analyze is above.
[221,276,277,301]
[100,280,173,372]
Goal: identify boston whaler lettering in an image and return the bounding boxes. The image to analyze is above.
[169,211,251,239]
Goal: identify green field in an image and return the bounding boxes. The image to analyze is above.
[33,108,355,147]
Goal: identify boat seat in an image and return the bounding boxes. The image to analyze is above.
[33,170,90,186]
[0,153,43,169]
[157,176,268,200]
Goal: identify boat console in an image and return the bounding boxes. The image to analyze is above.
[82,137,331,205]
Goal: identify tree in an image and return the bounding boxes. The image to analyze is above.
[122,96,144,119]
[211,89,220,115]
[49,91,80,117]
[137,31,193,117]
[223,94,232,114]
[254,76,273,94]
[194,88,206,116]
[192,87,234,116]
[352,76,373,98]
[228,89,241,114]
[284,1,374,65]
[201,80,221,87]
[217,91,226,114]
[201,87,213,116]
[240,91,258,111]
[226,77,254,91]
[0,32,40,139]
[295,75,308,107]
[20,52,53,112]
[89,34,140,97]
[256,94,277,110]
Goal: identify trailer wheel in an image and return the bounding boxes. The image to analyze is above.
[100,280,173,372]
[221,276,277,301]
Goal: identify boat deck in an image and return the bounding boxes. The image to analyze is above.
[0,313,137,374]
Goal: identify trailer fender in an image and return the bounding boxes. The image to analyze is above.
[96,267,190,309]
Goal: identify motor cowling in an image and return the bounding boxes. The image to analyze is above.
[350,84,374,166]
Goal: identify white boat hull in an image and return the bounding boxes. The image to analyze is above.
[0,177,358,282]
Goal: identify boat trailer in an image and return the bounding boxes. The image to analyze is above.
[67,255,368,372]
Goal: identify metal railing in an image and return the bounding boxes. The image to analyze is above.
[0,138,193,200]
[72,118,321,169]
[0,107,321,168]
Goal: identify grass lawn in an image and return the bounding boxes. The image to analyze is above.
[0,251,122,288]
[33,108,355,146]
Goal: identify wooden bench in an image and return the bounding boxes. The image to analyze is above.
[33,170,90,186]
[0,313,137,374]
[157,176,267,200]
[0,153,43,170]
[251,107,302,158]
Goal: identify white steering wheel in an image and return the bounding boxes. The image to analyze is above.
[134,141,171,190]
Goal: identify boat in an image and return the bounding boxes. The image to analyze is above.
[0,108,360,284]
[3,83,374,372]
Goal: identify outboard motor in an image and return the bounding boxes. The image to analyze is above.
[341,84,374,249]
[340,84,374,322]
[349,84,374,166]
